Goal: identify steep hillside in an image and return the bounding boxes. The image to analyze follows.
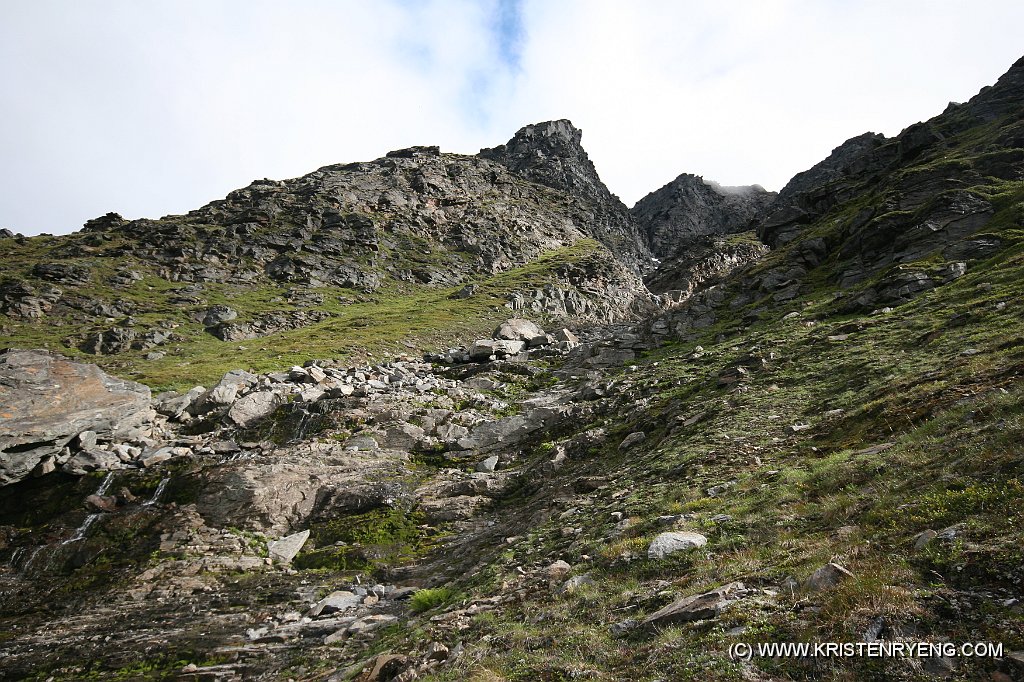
[1,57,1023,682]
[0,123,653,391]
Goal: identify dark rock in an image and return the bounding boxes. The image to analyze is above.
[631,174,775,259]
[32,262,92,285]
[202,305,238,327]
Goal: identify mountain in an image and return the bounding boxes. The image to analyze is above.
[1,56,1023,681]
[0,122,655,391]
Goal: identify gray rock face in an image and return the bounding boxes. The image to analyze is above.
[228,390,284,427]
[479,119,652,271]
[647,531,708,559]
[0,350,153,486]
[631,174,776,259]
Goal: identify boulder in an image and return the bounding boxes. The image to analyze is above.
[202,305,238,327]
[308,589,361,616]
[0,350,153,486]
[468,339,526,361]
[647,531,708,559]
[228,390,284,428]
[268,529,310,564]
[494,318,548,347]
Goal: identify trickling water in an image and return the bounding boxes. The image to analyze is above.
[22,544,46,572]
[143,477,170,506]
[94,470,116,497]
[61,513,99,545]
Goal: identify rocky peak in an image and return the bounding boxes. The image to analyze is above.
[631,173,776,259]
[478,119,618,206]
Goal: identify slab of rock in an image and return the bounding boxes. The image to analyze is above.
[309,589,361,616]
[268,529,310,564]
[642,581,745,628]
[647,531,708,559]
[475,455,499,473]
[0,350,153,486]
[804,562,854,592]
[468,339,526,361]
[619,431,646,451]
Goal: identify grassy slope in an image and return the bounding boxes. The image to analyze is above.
[0,239,604,392]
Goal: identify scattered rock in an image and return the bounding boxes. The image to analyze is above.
[642,582,746,628]
[647,531,708,559]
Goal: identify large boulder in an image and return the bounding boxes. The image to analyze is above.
[0,349,153,486]
[494,318,548,347]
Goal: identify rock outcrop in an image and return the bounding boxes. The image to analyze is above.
[0,350,155,485]
[631,173,776,259]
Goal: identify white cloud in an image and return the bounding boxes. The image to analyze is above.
[1,0,1022,234]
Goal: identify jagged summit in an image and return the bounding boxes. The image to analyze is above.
[630,172,776,259]
[478,119,618,206]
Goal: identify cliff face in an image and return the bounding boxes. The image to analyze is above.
[0,121,656,389]
[631,173,776,259]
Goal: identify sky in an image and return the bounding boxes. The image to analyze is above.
[2,1,1023,236]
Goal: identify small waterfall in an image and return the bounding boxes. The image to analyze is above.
[143,477,170,506]
[21,545,46,572]
[94,471,116,497]
[37,471,118,571]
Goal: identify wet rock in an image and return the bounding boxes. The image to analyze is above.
[85,493,118,512]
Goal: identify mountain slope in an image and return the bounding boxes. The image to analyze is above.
[0,57,1023,682]
[0,123,653,391]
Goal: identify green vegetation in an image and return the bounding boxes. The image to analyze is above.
[409,587,458,614]
[0,239,605,391]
